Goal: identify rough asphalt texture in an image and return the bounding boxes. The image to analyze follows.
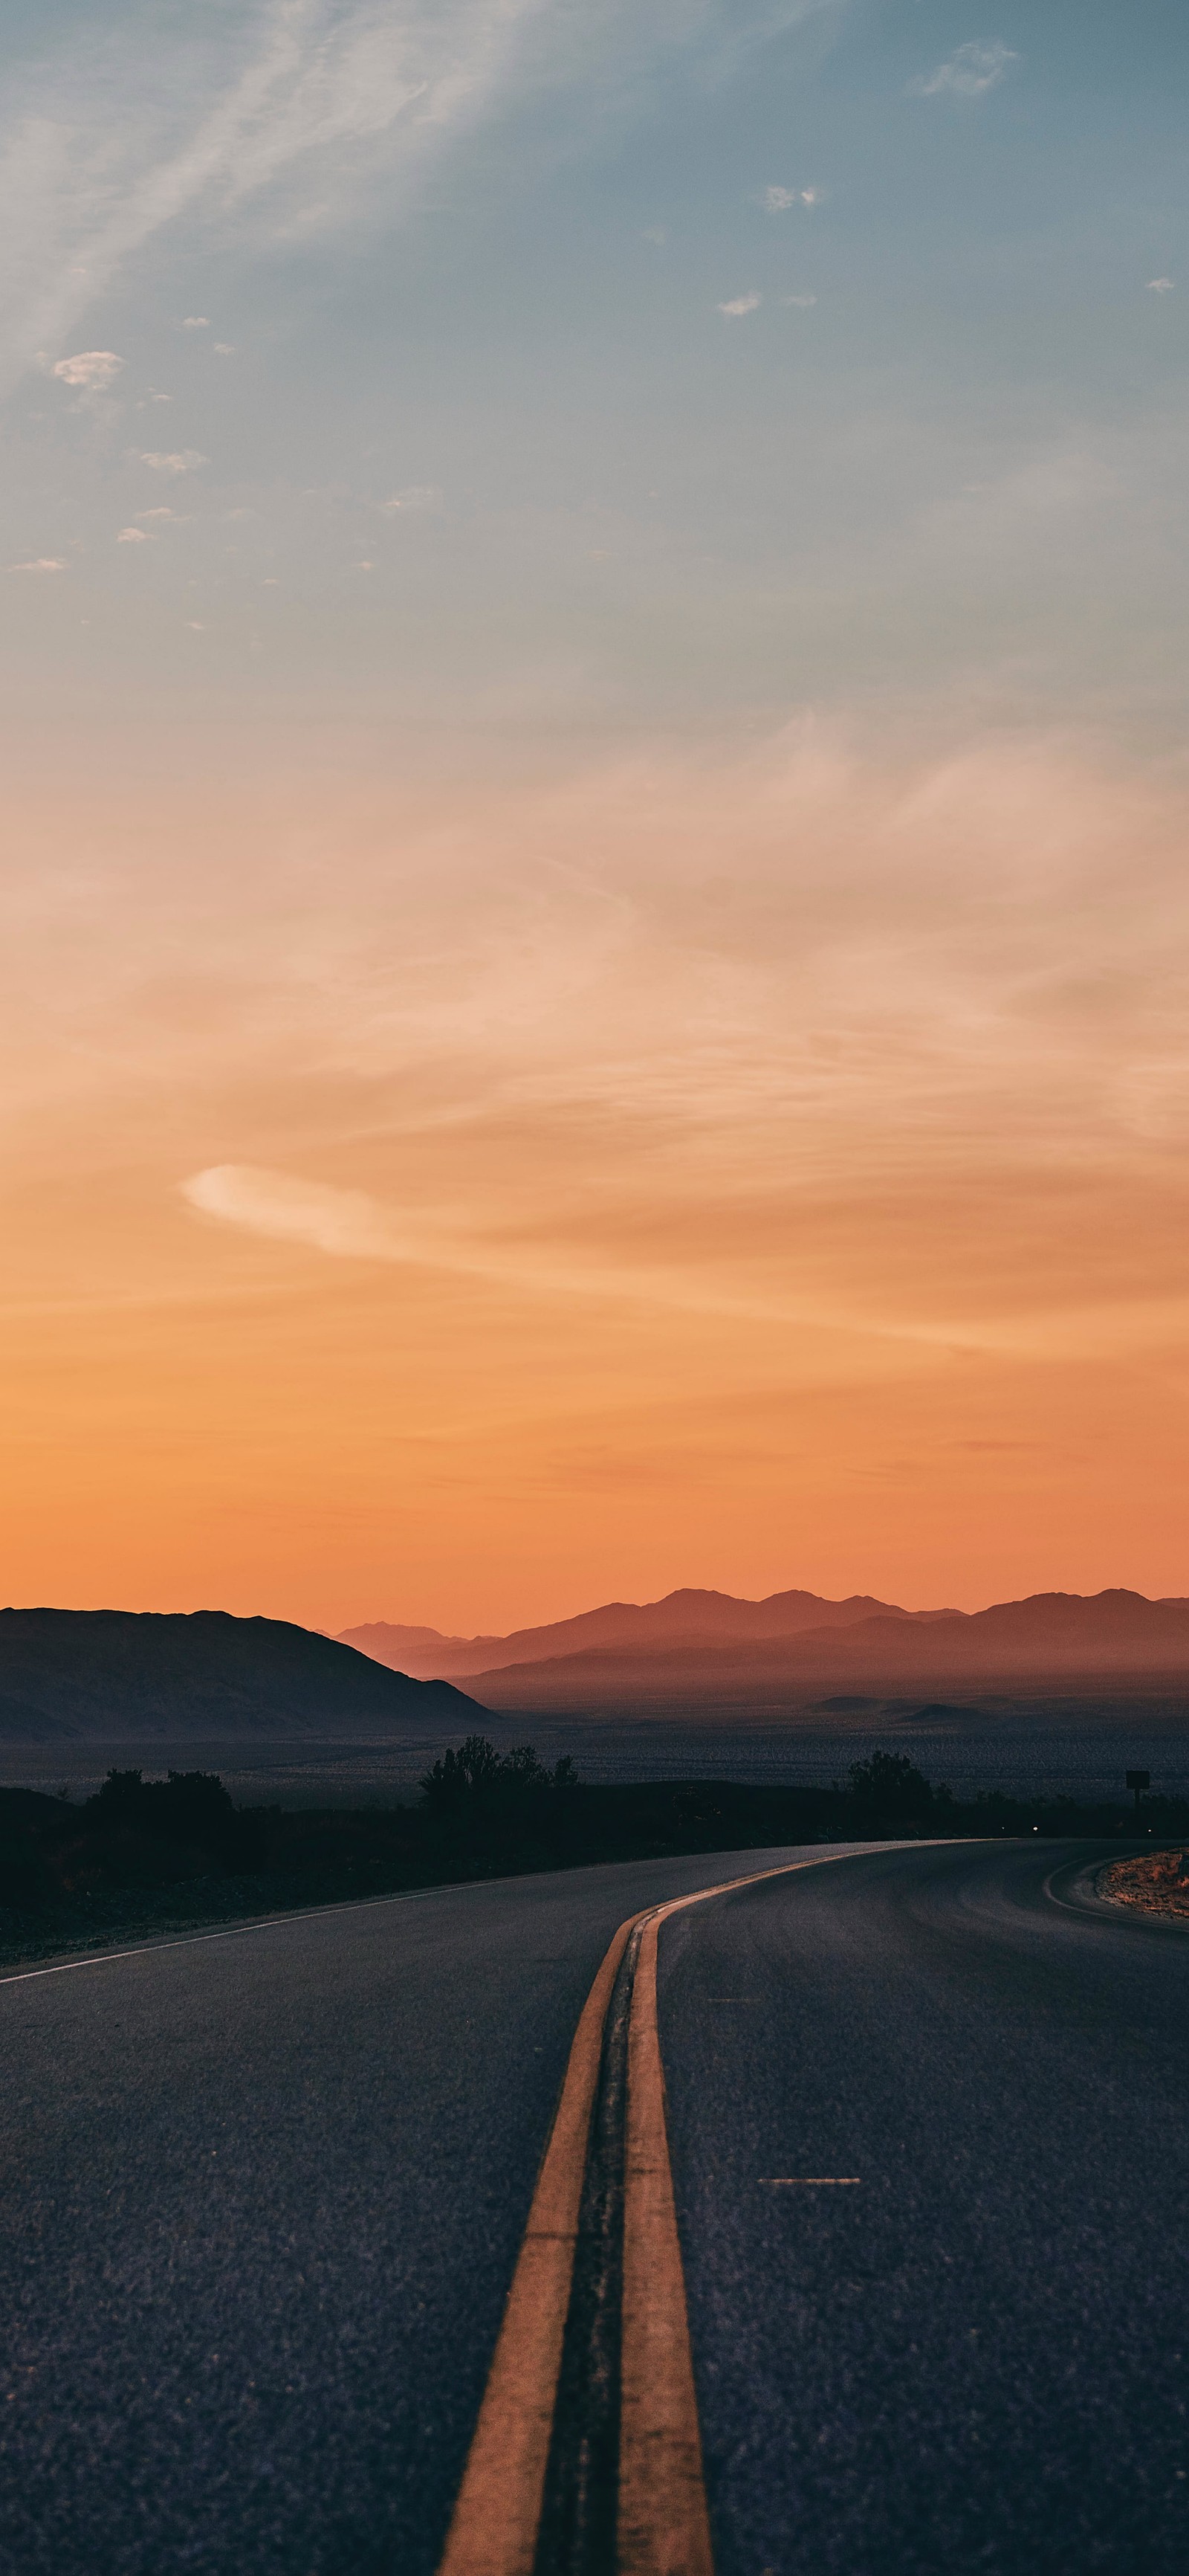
[2,1841,1186,2573]
[661,1842,1189,2575]
[0,1845,812,2576]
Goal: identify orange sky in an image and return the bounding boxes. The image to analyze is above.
[4,726,1189,1630]
[4,1,1187,1633]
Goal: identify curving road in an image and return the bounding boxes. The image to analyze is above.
[662,1841,1189,2574]
[1,1840,1186,2573]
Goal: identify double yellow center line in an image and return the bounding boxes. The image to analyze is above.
[438,1847,905,2576]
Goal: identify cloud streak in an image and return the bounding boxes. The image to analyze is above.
[177,1163,972,1347]
[179,1164,830,1327]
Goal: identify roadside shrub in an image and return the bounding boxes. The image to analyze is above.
[87,1769,236,1841]
[846,1749,944,1830]
[419,1735,577,1820]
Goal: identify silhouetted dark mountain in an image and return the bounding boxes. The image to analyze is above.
[343,1586,1189,1714]
[340,1587,947,1679]
[0,1610,479,1743]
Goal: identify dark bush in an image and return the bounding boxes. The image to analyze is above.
[419,1734,575,1818]
[846,1749,942,1829]
[87,1769,236,1841]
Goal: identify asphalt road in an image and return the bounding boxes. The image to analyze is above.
[662,1841,1189,2575]
[2,1839,1186,2574]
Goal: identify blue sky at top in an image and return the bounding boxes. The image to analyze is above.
[1,0,1185,758]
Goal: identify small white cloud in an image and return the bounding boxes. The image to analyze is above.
[763,185,820,212]
[52,350,123,391]
[140,449,208,474]
[184,619,206,630]
[261,577,279,585]
[382,484,443,513]
[213,343,236,355]
[717,291,761,317]
[117,526,152,543]
[1147,277,1175,293]
[910,41,1017,97]
[641,226,666,246]
[148,392,173,403]
[12,558,67,572]
[357,559,375,570]
[783,293,817,308]
[138,506,181,520]
[182,316,210,329]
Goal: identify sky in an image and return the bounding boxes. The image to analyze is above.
[1,0,1188,1630]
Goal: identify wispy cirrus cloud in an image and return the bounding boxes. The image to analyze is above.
[0,1,838,393]
[178,1163,924,1340]
[910,41,1017,99]
[718,289,761,317]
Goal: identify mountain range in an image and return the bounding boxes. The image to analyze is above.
[4,1589,1187,1751]
[340,1587,1189,1712]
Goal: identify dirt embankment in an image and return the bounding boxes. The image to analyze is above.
[1100,1847,1189,1920]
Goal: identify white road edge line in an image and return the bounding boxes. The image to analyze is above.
[0,1876,493,1986]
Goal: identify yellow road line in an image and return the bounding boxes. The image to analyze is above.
[437,1911,638,2576]
[439,1843,928,2576]
[618,1899,713,2576]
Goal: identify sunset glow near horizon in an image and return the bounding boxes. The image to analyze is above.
[2,1,1188,1632]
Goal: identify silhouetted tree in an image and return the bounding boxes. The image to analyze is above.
[418,1736,577,1816]
[88,1768,236,1839]
[847,1749,939,1828]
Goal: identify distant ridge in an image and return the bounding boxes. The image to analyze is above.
[340,1586,1189,1713]
[0,1608,479,1743]
[340,1587,954,1680]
